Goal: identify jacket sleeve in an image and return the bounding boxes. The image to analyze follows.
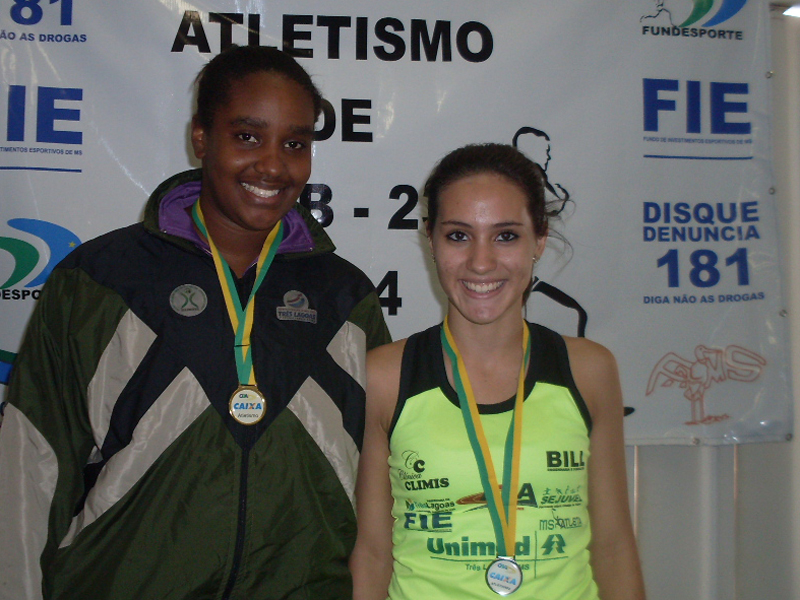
[349,290,391,351]
[0,268,97,600]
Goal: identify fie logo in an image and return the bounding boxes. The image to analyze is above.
[0,218,80,290]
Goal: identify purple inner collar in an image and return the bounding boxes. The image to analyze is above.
[158,180,316,258]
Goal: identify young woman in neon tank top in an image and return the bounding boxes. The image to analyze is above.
[351,144,646,600]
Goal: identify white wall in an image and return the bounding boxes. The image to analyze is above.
[629,7,800,599]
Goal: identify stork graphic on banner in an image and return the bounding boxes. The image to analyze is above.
[646,344,766,425]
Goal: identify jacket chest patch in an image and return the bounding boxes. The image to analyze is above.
[277,290,317,324]
[170,284,208,317]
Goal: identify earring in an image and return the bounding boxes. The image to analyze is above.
[532,255,539,264]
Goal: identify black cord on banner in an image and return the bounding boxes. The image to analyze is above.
[529,277,634,416]
[530,277,587,338]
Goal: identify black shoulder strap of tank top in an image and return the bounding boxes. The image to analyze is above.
[389,325,441,438]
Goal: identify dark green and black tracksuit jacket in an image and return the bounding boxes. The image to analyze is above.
[0,170,391,600]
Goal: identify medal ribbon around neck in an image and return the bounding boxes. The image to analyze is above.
[441,315,531,558]
[192,200,283,387]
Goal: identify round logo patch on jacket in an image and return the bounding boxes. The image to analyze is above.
[170,284,208,317]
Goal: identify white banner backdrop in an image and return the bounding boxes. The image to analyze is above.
[0,0,792,444]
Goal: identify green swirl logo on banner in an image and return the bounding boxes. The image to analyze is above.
[682,0,747,27]
[0,219,81,288]
[1,219,81,384]
[644,0,748,28]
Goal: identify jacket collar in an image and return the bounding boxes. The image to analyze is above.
[143,169,335,259]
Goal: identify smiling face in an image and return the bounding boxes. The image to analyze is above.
[191,71,316,240]
[430,172,547,329]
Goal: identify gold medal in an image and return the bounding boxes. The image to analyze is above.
[229,385,267,425]
[486,557,523,595]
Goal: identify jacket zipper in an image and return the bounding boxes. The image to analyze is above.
[222,447,249,600]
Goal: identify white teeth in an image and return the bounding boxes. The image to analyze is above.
[463,281,502,294]
[241,182,280,198]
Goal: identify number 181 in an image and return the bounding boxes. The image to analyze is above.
[11,0,72,26]
[657,248,749,288]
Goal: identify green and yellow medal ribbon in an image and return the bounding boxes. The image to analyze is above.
[441,315,531,557]
[192,201,283,387]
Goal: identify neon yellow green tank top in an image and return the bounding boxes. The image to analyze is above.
[387,323,599,600]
